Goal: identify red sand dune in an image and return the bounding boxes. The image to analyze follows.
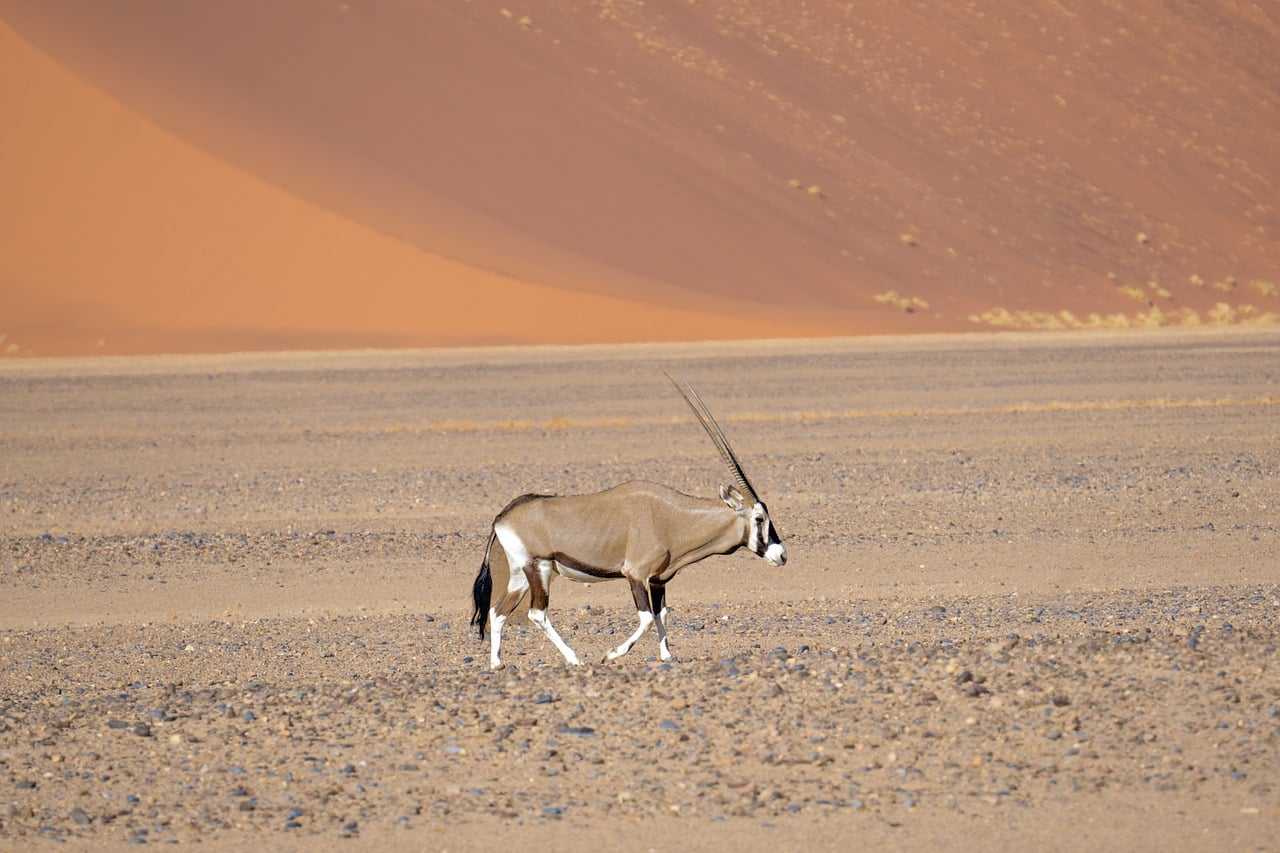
[2,1,1278,356]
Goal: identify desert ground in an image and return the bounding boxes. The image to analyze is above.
[5,3,1277,847]
[1,327,1277,850]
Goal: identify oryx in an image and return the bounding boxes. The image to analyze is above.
[469,376,786,669]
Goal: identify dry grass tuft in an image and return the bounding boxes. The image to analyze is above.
[874,290,929,313]
[246,393,1280,441]
[969,300,1275,331]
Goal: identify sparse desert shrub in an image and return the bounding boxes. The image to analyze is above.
[1132,306,1170,327]
[1207,303,1236,324]
[875,290,928,313]
[968,308,1070,330]
[1252,280,1277,298]
[1188,274,1205,287]
[1076,311,1130,330]
[962,303,1266,331]
[1034,312,1066,328]
[1011,303,1280,329]
[970,308,1024,329]
[1235,306,1279,325]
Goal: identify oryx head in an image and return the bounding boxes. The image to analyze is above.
[668,375,787,567]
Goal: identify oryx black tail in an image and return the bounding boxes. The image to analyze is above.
[470,530,497,639]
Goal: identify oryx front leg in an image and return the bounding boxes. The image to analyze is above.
[607,577,664,662]
[650,579,672,662]
[527,559,582,666]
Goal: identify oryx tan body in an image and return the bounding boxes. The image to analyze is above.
[498,482,751,586]
[470,378,786,669]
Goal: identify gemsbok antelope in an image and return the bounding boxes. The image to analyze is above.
[469,376,786,669]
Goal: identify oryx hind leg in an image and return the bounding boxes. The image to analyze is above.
[488,563,529,671]
[526,559,582,666]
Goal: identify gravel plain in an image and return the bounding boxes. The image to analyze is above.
[2,329,1278,850]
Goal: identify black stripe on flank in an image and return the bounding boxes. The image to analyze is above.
[552,552,624,580]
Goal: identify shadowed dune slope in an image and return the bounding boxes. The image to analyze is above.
[2,1,1278,355]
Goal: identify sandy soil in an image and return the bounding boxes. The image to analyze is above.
[1,328,1277,849]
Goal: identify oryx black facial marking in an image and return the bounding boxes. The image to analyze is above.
[470,378,787,669]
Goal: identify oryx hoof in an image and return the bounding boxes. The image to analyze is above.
[605,647,628,662]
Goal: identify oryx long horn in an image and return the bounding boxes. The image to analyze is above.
[666,374,760,505]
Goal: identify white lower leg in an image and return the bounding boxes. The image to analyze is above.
[607,609,654,661]
[528,608,582,665]
[489,609,506,669]
[654,607,672,661]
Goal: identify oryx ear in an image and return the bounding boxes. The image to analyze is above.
[719,484,746,511]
